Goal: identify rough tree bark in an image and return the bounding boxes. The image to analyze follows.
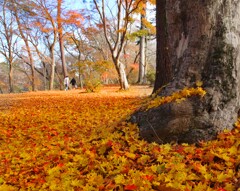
[153,0,172,93]
[131,0,240,144]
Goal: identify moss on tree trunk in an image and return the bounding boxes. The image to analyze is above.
[131,0,240,144]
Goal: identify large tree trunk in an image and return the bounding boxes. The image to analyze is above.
[131,0,240,144]
[153,0,172,93]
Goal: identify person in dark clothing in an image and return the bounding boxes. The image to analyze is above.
[70,77,77,89]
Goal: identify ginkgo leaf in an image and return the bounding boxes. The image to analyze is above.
[137,154,150,164]
[125,152,136,160]
[217,172,229,182]
[224,183,235,191]
[115,174,125,184]
[0,184,17,191]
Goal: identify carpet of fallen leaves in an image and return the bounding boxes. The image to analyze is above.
[0,86,239,191]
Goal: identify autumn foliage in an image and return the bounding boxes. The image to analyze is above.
[0,86,239,191]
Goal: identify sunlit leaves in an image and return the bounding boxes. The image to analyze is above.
[146,86,207,110]
[64,10,84,27]
[0,87,239,190]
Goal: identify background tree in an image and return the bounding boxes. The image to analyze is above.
[92,0,142,90]
[138,0,156,84]
[132,0,240,144]
[65,23,118,89]
[11,0,37,91]
[33,0,59,90]
[124,0,156,85]
[64,7,120,88]
[138,0,147,84]
[64,10,90,88]
[57,0,67,78]
[0,62,9,93]
[64,26,86,88]
[28,29,51,90]
[0,0,17,93]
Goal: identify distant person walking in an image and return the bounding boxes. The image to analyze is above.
[70,77,77,89]
[64,76,69,91]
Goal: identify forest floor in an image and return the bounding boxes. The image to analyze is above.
[0,85,239,191]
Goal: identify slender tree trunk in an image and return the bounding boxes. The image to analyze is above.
[79,74,83,89]
[119,62,129,90]
[92,0,131,90]
[115,59,129,90]
[13,2,36,91]
[57,0,68,77]
[138,34,146,84]
[77,63,84,89]
[42,62,47,90]
[1,0,15,93]
[8,62,14,93]
[143,37,148,84]
[49,48,55,90]
[59,37,67,76]
[138,1,147,84]
[113,58,129,90]
[55,68,63,90]
[131,0,240,144]
[26,46,36,91]
[7,51,14,93]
